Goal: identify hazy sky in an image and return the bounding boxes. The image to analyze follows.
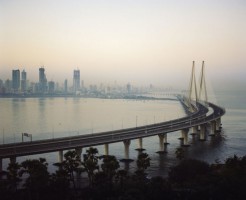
[0,0,246,89]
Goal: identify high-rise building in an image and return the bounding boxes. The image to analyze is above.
[12,69,20,93]
[48,81,55,93]
[81,80,84,89]
[73,69,80,92]
[5,79,12,93]
[39,67,47,93]
[21,70,27,92]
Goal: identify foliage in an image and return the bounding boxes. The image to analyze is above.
[136,153,151,172]
[168,159,210,185]
[2,149,246,200]
[53,150,83,191]
[100,155,120,183]
[82,147,99,186]
[19,158,50,199]
[134,153,151,182]
[6,160,21,192]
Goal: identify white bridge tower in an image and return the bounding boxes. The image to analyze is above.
[186,61,208,111]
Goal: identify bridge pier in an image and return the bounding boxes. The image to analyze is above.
[191,126,198,135]
[157,134,167,153]
[104,144,109,156]
[58,150,63,163]
[209,121,216,136]
[199,125,206,141]
[216,118,221,132]
[163,133,169,144]
[181,129,190,146]
[123,140,131,160]
[135,138,145,151]
[75,147,83,160]
[138,138,143,149]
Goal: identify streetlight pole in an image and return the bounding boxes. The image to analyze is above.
[136,116,138,128]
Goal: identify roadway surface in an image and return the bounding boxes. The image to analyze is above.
[0,99,225,159]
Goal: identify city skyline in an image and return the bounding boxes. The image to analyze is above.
[0,67,169,90]
[1,0,246,90]
[1,67,161,96]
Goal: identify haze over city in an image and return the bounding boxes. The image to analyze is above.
[1,0,246,90]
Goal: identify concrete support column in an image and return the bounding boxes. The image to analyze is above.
[58,150,63,163]
[104,144,109,156]
[75,147,83,160]
[158,134,164,152]
[157,134,167,153]
[123,140,131,160]
[181,129,189,146]
[136,138,145,151]
[192,126,198,134]
[138,138,143,149]
[200,125,206,141]
[181,130,185,139]
[210,121,216,136]
[216,118,221,131]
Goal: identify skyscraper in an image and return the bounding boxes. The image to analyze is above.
[39,67,47,93]
[21,70,27,92]
[12,69,20,93]
[73,69,80,92]
[48,81,55,94]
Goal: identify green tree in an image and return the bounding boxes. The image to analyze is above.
[19,158,50,198]
[50,164,70,197]
[213,155,246,199]
[135,152,151,181]
[168,159,210,186]
[6,161,21,192]
[101,155,120,183]
[82,147,99,187]
[115,169,128,188]
[54,150,82,190]
[136,153,151,172]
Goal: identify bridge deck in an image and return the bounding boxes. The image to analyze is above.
[0,101,225,159]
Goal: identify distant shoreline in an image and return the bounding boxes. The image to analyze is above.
[0,93,177,101]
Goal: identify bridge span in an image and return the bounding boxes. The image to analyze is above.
[0,62,226,170]
[0,97,225,171]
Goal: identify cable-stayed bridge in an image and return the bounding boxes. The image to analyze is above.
[0,62,226,170]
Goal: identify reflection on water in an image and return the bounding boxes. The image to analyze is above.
[1,90,246,178]
[0,98,185,143]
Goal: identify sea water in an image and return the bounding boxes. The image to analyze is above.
[0,90,246,178]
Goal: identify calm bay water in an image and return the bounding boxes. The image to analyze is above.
[1,90,246,178]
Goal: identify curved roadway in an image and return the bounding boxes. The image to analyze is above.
[0,100,225,159]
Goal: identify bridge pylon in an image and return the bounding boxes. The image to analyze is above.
[185,61,208,111]
[187,61,198,111]
[198,61,208,106]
